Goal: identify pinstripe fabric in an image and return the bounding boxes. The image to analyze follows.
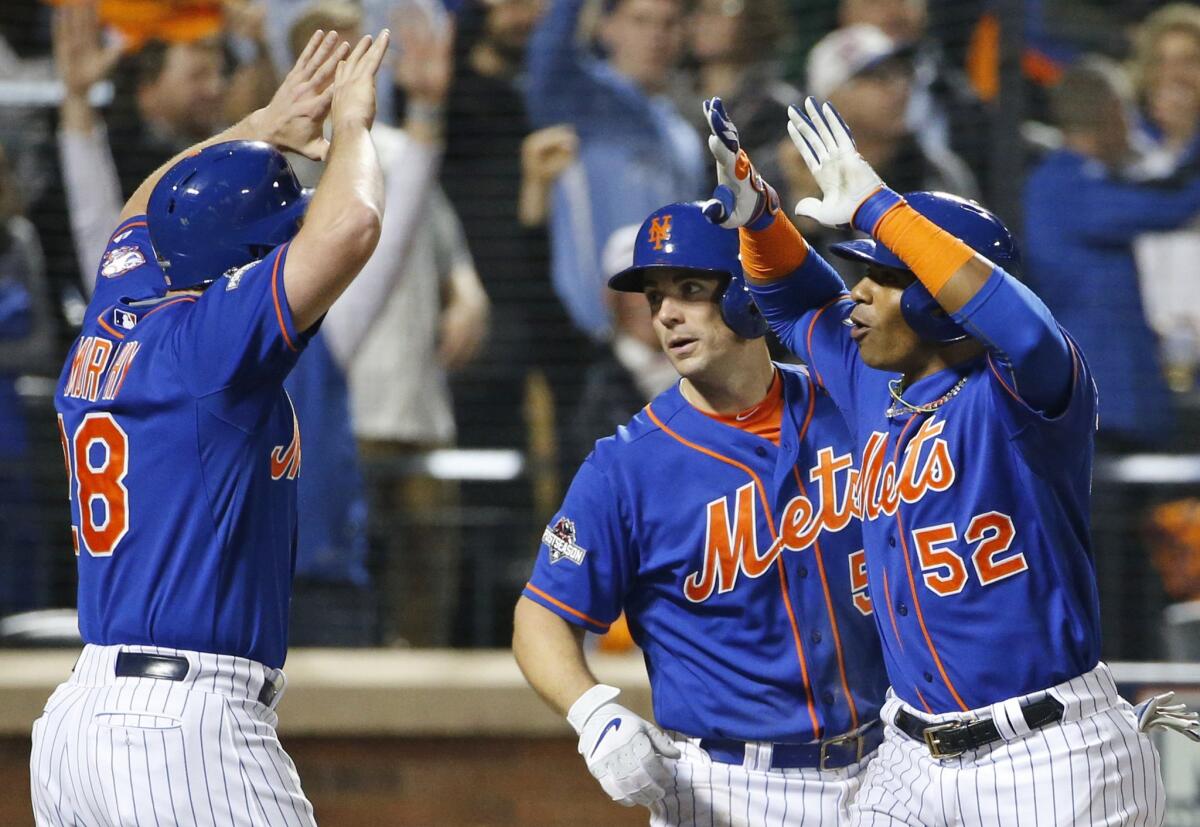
[848,664,1165,826]
[648,731,869,826]
[31,644,315,826]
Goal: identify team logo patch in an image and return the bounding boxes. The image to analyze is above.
[225,261,255,291]
[648,215,672,251]
[113,309,137,330]
[99,246,146,278]
[543,516,588,566]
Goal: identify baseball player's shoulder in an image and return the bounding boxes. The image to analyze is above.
[585,382,686,468]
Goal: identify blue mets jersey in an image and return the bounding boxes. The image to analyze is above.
[55,235,313,669]
[523,364,888,742]
[751,251,1101,715]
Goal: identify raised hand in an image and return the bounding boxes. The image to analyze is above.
[258,29,349,160]
[786,97,884,230]
[700,97,780,230]
[331,30,392,132]
[392,3,454,108]
[53,2,122,101]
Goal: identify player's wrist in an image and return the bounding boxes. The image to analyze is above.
[853,186,903,235]
[567,683,621,735]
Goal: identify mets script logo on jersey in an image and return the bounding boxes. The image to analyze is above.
[648,215,672,251]
[685,446,858,603]
[854,417,955,521]
[99,246,146,278]
[543,516,588,565]
[270,395,302,481]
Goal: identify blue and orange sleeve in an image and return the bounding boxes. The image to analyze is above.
[523,456,634,634]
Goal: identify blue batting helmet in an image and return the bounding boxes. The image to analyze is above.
[147,141,311,291]
[830,191,1021,344]
[608,202,768,340]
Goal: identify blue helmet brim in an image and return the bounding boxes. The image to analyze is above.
[828,238,908,271]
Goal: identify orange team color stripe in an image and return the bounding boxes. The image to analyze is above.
[141,296,196,319]
[740,214,809,281]
[890,415,970,712]
[523,583,609,631]
[270,245,297,352]
[96,316,125,340]
[110,219,146,242]
[913,685,934,714]
[882,568,904,652]
[872,203,974,297]
[805,295,845,391]
[792,466,860,730]
[644,404,823,738]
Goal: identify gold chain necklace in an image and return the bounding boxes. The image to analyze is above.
[886,375,969,419]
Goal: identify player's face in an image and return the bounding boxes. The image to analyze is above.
[847,265,939,373]
[643,270,741,378]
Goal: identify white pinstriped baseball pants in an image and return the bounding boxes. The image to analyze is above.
[31,644,316,827]
[649,731,871,826]
[848,663,1165,826]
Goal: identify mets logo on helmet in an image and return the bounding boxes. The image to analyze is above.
[648,215,672,251]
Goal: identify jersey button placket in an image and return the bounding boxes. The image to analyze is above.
[897,602,907,616]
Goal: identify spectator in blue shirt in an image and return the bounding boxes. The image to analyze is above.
[526,0,706,339]
[1024,57,1200,449]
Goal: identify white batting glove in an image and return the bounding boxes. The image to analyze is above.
[1134,691,1200,742]
[567,684,681,808]
[700,97,781,229]
[786,97,886,230]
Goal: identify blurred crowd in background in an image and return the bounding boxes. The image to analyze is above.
[1,0,1200,660]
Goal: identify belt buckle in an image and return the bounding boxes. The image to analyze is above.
[819,729,863,770]
[922,722,964,759]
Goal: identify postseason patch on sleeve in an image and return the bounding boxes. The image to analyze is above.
[543,516,588,565]
[99,245,146,278]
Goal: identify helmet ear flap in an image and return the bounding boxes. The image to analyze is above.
[720,273,769,339]
[900,281,967,344]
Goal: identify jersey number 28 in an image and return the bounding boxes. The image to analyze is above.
[57,412,130,557]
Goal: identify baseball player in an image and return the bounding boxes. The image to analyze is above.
[699,94,1170,824]
[31,28,389,826]
[513,201,890,825]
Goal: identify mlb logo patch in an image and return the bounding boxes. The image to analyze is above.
[99,246,146,278]
[113,309,137,330]
[543,516,588,565]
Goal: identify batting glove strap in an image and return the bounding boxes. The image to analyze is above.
[567,683,622,736]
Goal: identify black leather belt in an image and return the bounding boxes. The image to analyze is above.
[700,720,883,770]
[893,696,1065,759]
[114,652,282,707]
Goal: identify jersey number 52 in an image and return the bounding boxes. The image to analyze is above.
[57,412,130,557]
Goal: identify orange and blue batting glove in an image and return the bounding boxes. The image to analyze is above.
[701,97,780,231]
